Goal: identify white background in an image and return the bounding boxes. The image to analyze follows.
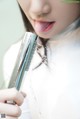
[0,0,25,88]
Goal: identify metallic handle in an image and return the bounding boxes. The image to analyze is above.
[1,32,37,118]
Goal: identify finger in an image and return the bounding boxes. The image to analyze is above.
[6,116,18,119]
[0,103,21,117]
[20,91,26,98]
[0,88,26,106]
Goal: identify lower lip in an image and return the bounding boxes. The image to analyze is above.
[34,21,55,32]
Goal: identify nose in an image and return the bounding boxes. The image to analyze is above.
[29,0,51,19]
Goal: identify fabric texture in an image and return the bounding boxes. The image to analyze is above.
[3,17,80,119]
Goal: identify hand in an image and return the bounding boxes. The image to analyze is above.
[0,88,26,119]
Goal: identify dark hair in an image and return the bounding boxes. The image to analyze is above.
[18,5,34,32]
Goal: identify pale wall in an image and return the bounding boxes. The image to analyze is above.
[0,0,25,88]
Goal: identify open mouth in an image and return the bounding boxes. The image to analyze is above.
[34,21,55,32]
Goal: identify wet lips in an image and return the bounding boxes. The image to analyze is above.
[34,21,55,32]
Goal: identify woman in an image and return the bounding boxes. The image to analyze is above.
[0,0,80,119]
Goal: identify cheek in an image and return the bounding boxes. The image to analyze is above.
[17,0,30,14]
[53,1,79,15]
[54,4,80,22]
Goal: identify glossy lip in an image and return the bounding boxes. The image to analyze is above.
[42,21,55,32]
[33,20,56,33]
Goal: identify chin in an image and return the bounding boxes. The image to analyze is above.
[35,32,53,39]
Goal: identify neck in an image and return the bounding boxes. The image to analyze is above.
[50,17,80,40]
[47,17,80,48]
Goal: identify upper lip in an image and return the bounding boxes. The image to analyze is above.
[33,19,55,23]
[30,16,55,23]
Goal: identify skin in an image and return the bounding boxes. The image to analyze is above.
[0,88,26,119]
[17,0,80,39]
[0,0,80,119]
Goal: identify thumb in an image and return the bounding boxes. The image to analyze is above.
[6,116,18,119]
[20,91,26,98]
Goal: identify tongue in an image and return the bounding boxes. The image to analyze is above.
[34,21,51,32]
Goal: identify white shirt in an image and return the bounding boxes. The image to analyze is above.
[3,18,80,119]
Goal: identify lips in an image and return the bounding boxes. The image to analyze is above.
[34,21,55,32]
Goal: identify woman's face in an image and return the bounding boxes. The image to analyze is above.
[17,0,80,39]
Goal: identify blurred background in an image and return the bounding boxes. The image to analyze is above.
[0,0,25,88]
